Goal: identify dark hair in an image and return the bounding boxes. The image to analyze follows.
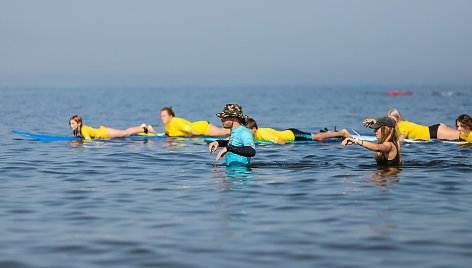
[245,118,258,129]
[160,106,175,117]
[456,114,472,129]
[234,117,247,125]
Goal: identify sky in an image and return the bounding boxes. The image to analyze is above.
[1,0,472,87]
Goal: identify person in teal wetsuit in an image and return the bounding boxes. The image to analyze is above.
[208,104,256,166]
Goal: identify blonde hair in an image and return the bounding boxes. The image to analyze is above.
[387,109,401,123]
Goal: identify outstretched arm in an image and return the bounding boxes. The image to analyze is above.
[342,138,392,153]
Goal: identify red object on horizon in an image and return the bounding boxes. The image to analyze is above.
[386,90,413,96]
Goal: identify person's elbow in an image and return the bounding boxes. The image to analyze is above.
[248,147,256,157]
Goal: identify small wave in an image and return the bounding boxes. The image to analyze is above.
[404,160,472,169]
[251,161,343,169]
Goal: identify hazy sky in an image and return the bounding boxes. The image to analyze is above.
[1,0,471,87]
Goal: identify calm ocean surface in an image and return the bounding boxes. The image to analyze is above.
[0,86,471,268]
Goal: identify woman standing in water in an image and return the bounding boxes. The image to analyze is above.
[342,116,401,166]
[69,115,156,140]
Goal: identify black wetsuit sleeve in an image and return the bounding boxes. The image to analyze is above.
[216,140,229,147]
[226,144,256,157]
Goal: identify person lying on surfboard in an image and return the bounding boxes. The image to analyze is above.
[160,106,230,137]
[342,116,402,167]
[208,104,256,166]
[363,109,459,142]
[245,118,352,144]
[456,114,472,143]
[69,115,156,140]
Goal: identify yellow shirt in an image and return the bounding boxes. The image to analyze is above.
[81,125,108,140]
[254,128,295,143]
[459,132,472,142]
[398,121,430,139]
[165,117,209,137]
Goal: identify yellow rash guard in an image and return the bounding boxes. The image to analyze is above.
[165,117,210,137]
[81,125,108,140]
[459,132,472,142]
[253,128,295,143]
[398,121,430,139]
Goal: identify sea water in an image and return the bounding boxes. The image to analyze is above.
[0,86,471,268]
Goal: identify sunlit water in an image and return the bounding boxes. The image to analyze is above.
[0,86,471,268]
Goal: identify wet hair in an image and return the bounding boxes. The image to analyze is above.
[160,106,175,117]
[456,114,472,130]
[245,118,258,129]
[387,109,401,123]
[69,114,83,137]
[375,125,402,165]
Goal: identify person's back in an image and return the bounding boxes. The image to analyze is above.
[375,141,400,166]
[165,117,196,136]
[81,125,108,139]
[255,128,294,143]
[161,106,230,137]
[397,120,430,139]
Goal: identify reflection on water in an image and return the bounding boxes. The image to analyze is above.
[459,142,472,148]
[369,166,402,186]
[213,165,253,191]
[69,140,84,146]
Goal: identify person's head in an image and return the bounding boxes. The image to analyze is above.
[69,115,83,136]
[160,106,175,124]
[387,109,401,124]
[245,118,258,136]
[368,116,397,143]
[456,114,472,136]
[369,116,401,164]
[216,104,249,129]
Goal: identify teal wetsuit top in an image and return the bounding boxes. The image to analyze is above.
[226,126,256,166]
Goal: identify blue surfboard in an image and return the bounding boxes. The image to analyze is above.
[12,130,167,141]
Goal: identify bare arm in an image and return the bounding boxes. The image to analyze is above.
[342,138,392,153]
